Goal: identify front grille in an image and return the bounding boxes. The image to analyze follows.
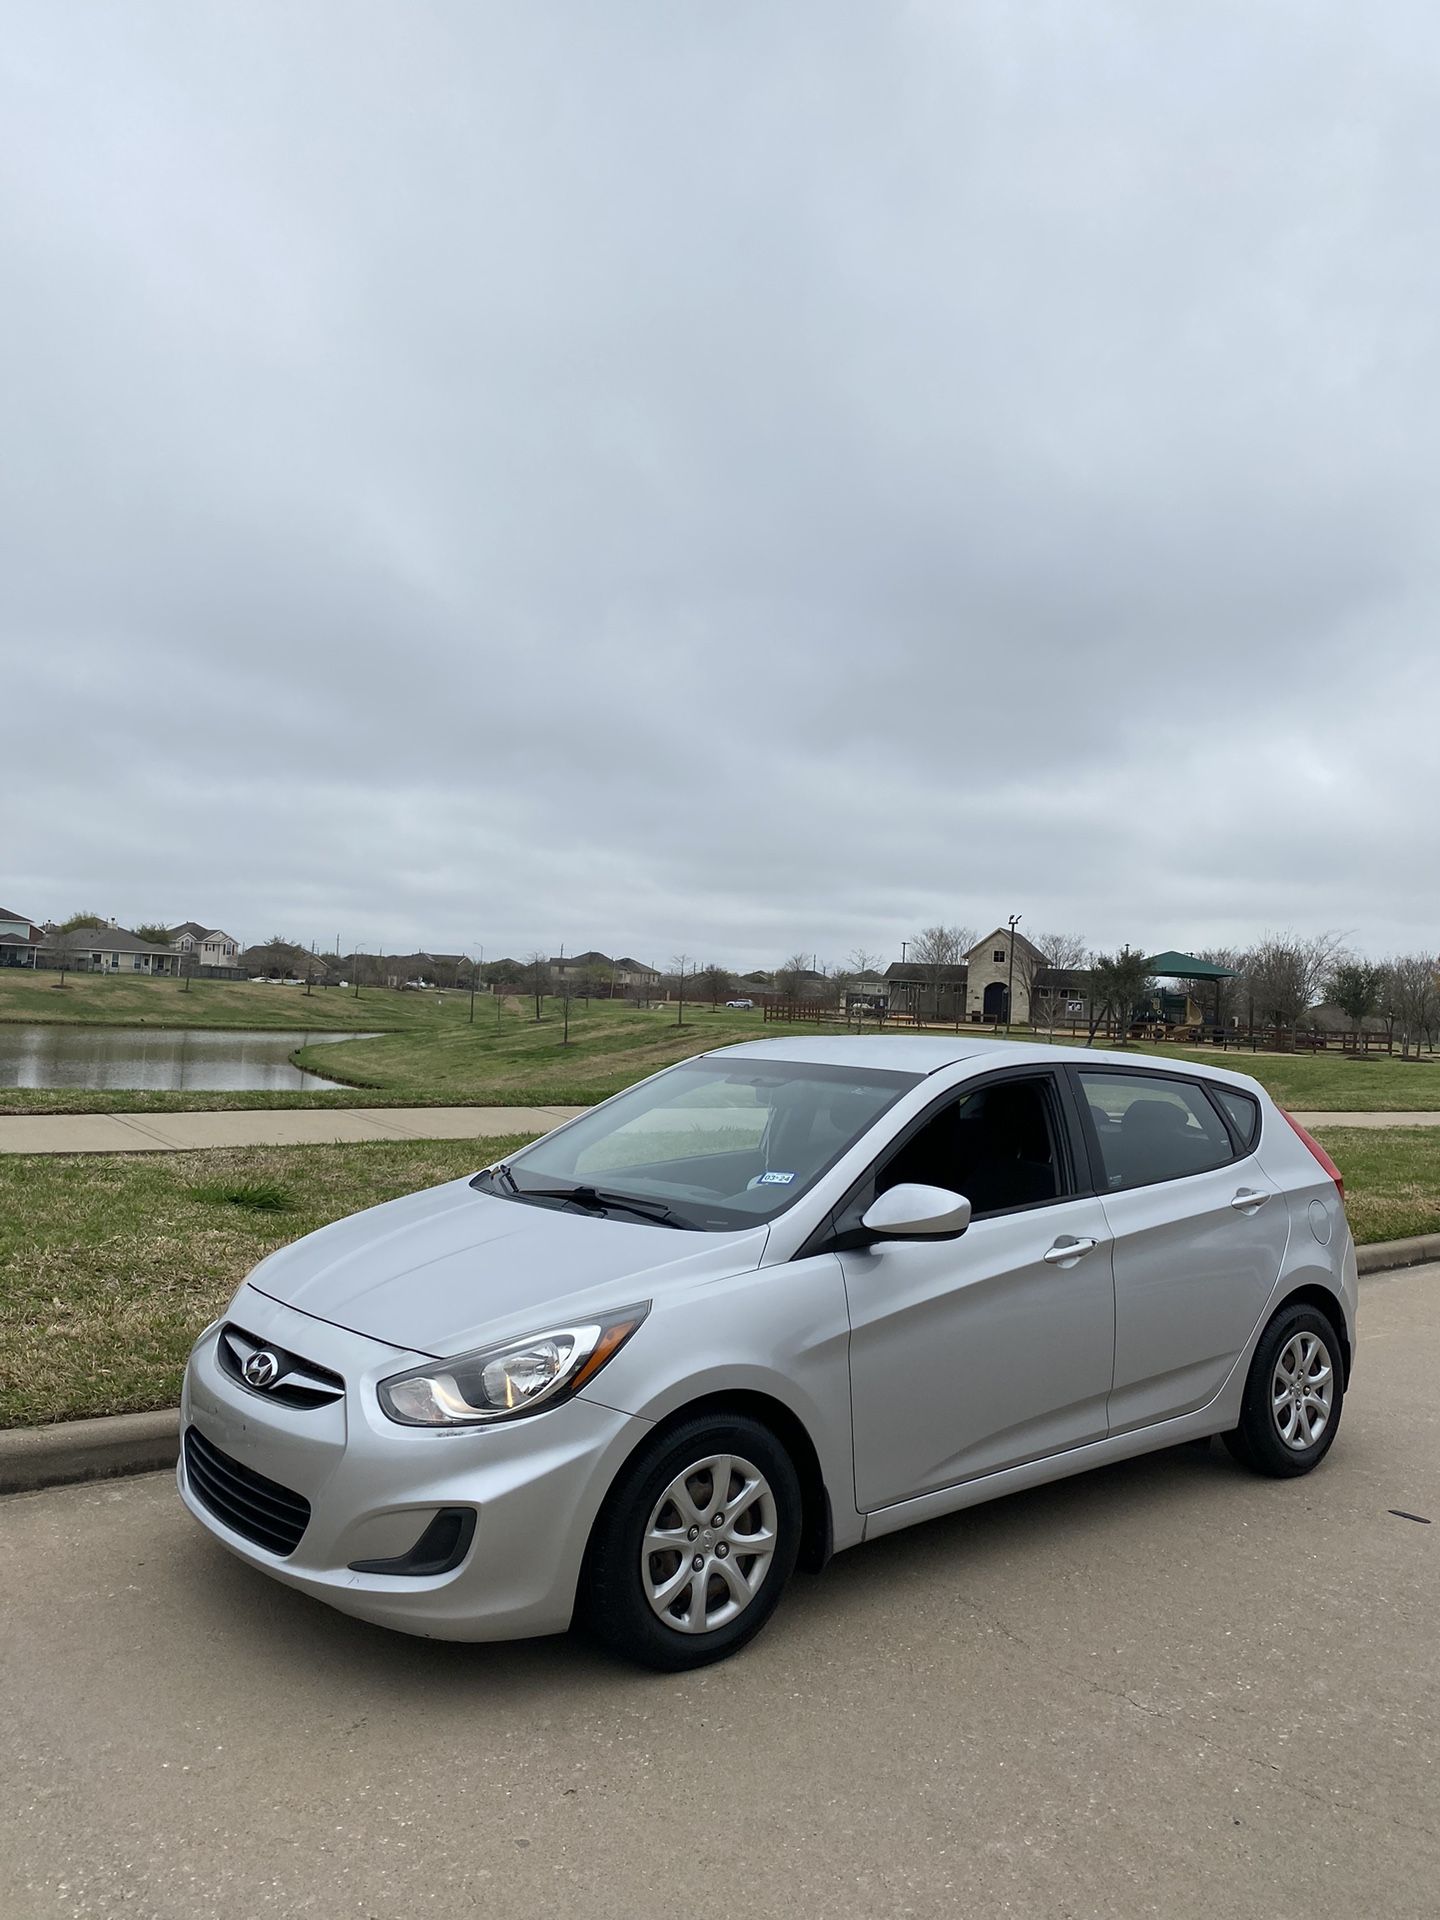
[184,1426,311,1557]
[217,1324,346,1408]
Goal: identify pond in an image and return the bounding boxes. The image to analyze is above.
[0,1025,379,1093]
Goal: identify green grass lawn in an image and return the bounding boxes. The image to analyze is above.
[0,1136,534,1429]
[1310,1128,1440,1248]
[0,1123,1431,1430]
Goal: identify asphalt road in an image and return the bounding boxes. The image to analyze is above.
[3,1267,1436,1920]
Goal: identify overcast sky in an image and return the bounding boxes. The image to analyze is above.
[3,2,1437,970]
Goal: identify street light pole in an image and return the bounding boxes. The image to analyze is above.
[1006,914,1021,1033]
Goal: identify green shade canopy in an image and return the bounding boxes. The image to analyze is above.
[1144,950,1237,980]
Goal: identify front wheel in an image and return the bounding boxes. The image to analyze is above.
[578,1414,802,1670]
[1224,1303,1345,1478]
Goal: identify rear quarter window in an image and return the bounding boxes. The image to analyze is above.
[1209,1085,1260,1150]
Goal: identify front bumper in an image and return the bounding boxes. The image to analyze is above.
[178,1287,649,1641]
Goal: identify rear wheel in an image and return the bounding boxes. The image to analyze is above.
[1224,1303,1344,1478]
[578,1413,801,1670]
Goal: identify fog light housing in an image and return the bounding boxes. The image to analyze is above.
[348,1507,476,1577]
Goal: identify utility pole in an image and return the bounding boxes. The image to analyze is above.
[1006,913,1021,1033]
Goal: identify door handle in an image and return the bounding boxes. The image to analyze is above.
[1230,1189,1271,1212]
[1043,1236,1098,1264]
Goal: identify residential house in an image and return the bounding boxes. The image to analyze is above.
[843,971,890,1012]
[550,950,615,988]
[0,904,43,968]
[613,957,660,992]
[169,921,244,977]
[43,924,182,976]
[547,953,660,997]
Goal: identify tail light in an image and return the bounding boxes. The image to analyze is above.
[1280,1109,1344,1198]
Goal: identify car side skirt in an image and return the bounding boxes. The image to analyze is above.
[861,1395,1240,1542]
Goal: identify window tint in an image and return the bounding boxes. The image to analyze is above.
[1211,1086,1260,1150]
[1078,1072,1235,1190]
[878,1076,1068,1216]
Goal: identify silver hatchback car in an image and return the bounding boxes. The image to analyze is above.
[179,1038,1356,1668]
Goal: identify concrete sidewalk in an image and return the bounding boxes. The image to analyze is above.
[0,1103,1434,1155]
[0,1105,585,1155]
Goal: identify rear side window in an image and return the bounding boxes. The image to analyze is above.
[1078,1072,1236,1191]
[1209,1085,1260,1150]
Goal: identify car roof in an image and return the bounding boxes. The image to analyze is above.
[703,1034,1267,1091]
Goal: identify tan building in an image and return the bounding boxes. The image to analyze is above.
[964,927,1040,1024]
[886,928,1091,1026]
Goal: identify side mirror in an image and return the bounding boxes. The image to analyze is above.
[861,1183,972,1239]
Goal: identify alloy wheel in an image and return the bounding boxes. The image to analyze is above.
[1270,1329,1334,1451]
[641,1453,778,1634]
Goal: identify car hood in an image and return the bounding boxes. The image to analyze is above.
[244,1175,769,1355]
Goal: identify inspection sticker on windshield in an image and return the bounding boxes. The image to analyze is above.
[756,1170,795,1186]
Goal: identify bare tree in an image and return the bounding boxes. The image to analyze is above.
[847,947,883,978]
[1030,931,1089,1033]
[1009,930,1085,1032]
[1383,954,1440,1059]
[909,924,974,1021]
[774,951,813,998]
[524,950,549,1022]
[1245,932,1348,1035]
[671,953,692,1027]
[1189,946,1246,1032]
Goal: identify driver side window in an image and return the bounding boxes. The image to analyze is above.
[875,1075,1071,1219]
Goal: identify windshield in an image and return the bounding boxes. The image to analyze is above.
[477,1056,920,1231]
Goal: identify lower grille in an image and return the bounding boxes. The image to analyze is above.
[184,1425,311,1557]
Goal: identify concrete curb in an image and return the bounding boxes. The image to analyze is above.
[0,1408,179,1495]
[1355,1232,1440,1275]
[4,1237,1439,1496]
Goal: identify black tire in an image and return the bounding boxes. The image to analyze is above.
[1224,1302,1345,1478]
[578,1413,802,1671]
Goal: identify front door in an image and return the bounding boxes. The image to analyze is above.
[840,1072,1116,1512]
[983,980,1009,1022]
[1072,1069,1290,1432]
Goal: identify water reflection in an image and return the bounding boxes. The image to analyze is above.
[0,1025,379,1092]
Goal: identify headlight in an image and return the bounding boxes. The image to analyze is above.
[376,1304,650,1428]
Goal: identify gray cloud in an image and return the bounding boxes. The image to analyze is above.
[3,1,1437,968]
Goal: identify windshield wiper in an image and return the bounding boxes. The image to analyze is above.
[520,1183,698,1230]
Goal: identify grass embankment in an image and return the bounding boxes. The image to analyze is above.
[0,1125,1432,1430]
[0,1136,533,1429]
[0,970,447,1032]
[1,973,1437,1115]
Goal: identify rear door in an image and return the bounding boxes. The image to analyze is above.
[1070,1068,1290,1434]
